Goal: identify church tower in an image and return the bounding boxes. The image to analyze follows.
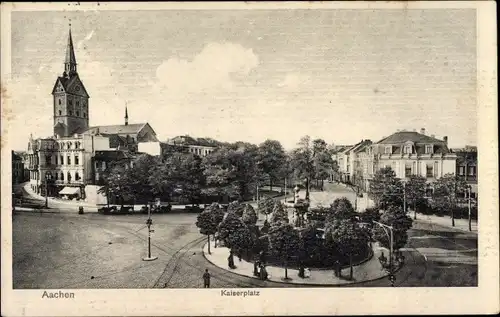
[52,24,90,137]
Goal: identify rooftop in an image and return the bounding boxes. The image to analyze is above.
[84,123,147,135]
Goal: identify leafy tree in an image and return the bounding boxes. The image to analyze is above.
[405,175,427,219]
[196,211,218,254]
[312,138,334,190]
[299,223,323,266]
[218,212,245,246]
[257,139,287,192]
[290,136,315,200]
[268,223,301,279]
[207,203,225,226]
[326,197,355,223]
[368,167,404,209]
[99,164,135,207]
[127,154,158,203]
[226,225,255,258]
[372,205,413,251]
[358,207,381,231]
[326,219,370,280]
[432,173,468,226]
[201,147,240,202]
[227,200,245,217]
[258,197,275,220]
[242,204,258,226]
[270,202,289,224]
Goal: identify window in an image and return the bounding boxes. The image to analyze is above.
[67,155,71,165]
[425,145,433,154]
[55,156,58,165]
[60,172,64,181]
[459,166,465,175]
[75,155,79,165]
[75,142,80,149]
[75,172,80,181]
[102,161,106,169]
[58,99,61,105]
[59,110,62,115]
[76,101,80,106]
[384,146,392,154]
[468,166,476,176]
[60,155,64,165]
[68,100,73,106]
[69,111,73,116]
[55,173,58,180]
[404,145,412,154]
[67,172,71,182]
[76,111,80,116]
[46,155,51,165]
[83,112,86,118]
[405,164,412,177]
[426,165,433,178]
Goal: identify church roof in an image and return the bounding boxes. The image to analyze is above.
[51,74,89,97]
[65,27,77,66]
[84,123,148,135]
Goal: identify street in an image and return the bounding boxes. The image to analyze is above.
[12,206,477,288]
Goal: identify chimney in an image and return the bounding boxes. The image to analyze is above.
[443,136,448,145]
[431,134,435,138]
[420,128,426,135]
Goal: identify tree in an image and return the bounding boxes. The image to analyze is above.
[326,197,355,223]
[312,138,334,190]
[368,167,404,209]
[405,175,427,219]
[227,200,245,217]
[127,154,158,203]
[242,204,258,226]
[290,136,315,200]
[258,197,275,221]
[99,164,135,207]
[201,147,240,202]
[196,211,218,254]
[218,212,245,246]
[257,139,287,192]
[299,223,323,266]
[372,205,413,251]
[432,173,468,226]
[346,168,364,211]
[268,223,301,279]
[226,225,255,259]
[326,219,370,280]
[270,202,289,224]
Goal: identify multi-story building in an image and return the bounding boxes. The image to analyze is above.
[452,145,478,197]
[365,128,457,186]
[337,140,372,184]
[12,151,25,184]
[26,25,156,200]
[166,135,219,157]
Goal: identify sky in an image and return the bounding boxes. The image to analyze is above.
[8,9,477,151]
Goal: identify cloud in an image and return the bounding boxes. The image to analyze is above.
[278,73,311,90]
[154,42,259,94]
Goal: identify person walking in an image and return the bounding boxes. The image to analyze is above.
[203,269,211,288]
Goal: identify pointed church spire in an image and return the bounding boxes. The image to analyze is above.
[125,106,129,126]
[64,21,77,76]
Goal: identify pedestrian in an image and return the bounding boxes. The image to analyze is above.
[203,269,211,288]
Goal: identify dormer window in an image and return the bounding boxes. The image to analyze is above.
[404,145,412,154]
[384,146,392,154]
[425,144,433,154]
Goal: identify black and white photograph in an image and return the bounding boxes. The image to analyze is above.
[1,2,498,316]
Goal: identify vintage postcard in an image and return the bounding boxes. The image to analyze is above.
[1,1,498,316]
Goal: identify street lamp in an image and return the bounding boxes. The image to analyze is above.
[467,185,473,231]
[373,220,395,287]
[45,172,52,209]
[142,202,158,261]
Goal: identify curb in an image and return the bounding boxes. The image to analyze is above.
[414,217,478,235]
[201,243,394,287]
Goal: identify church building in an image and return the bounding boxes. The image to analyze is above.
[26,24,157,200]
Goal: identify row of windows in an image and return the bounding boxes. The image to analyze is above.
[58,109,87,118]
[58,99,86,107]
[53,171,81,182]
[46,155,80,165]
[384,145,434,155]
[458,166,477,176]
[53,141,81,150]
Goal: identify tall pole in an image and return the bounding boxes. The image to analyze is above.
[389,227,394,287]
[468,186,472,231]
[142,202,157,261]
[284,176,287,202]
[45,177,48,208]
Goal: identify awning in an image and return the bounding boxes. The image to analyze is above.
[59,187,80,195]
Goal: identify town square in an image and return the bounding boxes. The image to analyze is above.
[7,6,482,292]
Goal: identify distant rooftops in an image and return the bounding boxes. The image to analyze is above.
[84,123,148,135]
[166,135,221,147]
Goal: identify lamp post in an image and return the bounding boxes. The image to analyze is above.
[467,185,472,232]
[373,220,395,287]
[402,181,407,214]
[142,202,158,261]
